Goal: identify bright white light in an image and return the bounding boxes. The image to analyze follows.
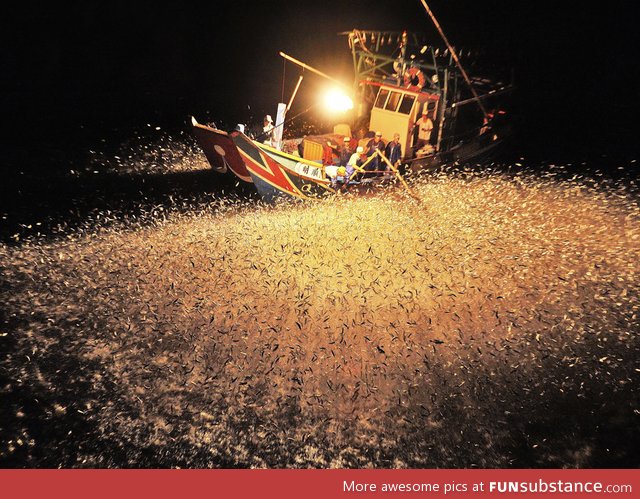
[323,89,354,113]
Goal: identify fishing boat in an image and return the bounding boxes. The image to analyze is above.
[192,5,513,202]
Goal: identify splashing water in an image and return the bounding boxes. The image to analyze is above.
[1,139,639,467]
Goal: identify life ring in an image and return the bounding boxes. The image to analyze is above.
[403,67,426,91]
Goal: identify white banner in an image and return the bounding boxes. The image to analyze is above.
[273,102,286,150]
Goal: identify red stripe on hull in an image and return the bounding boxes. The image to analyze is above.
[233,134,303,197]
[192,124,252,182]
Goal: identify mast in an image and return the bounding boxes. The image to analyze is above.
[436,68,448,151]
[398,30,408,87]
[419,0,489,121]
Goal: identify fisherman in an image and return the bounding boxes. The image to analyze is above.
[263,115,275,146]
[297,136,306,157]
[365,131,385,177]
[332,164,349,191]
[347,146,365,183]
[348,146,364,167]
[338,136,354,167]
[384,132,402,172]
[412,110,434,158]
[415,110,434,147]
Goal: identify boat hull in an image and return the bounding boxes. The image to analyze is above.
[192,121,252,182]
[231,133,333,203]
[408,125,512,173]
[192,117,513,203]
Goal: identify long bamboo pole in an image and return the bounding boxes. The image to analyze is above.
[353,154,377,173]
[279,52,351,91]
[329,155,370,193]
[286,75,304,113]
[419,0,489,121]
[335,152,419,202]
[376,150,421,202]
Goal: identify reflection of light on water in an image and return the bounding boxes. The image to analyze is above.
[2,167,639,468]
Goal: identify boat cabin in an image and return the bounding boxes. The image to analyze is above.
[368,83,440,159]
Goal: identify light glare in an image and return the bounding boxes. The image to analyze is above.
[323,89,354,112]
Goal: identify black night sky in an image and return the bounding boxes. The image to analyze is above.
[1,2,640,472]
[2,1,639,169]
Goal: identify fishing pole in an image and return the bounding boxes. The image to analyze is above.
[253,102,320,142]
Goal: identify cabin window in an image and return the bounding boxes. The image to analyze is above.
[384,91,402,111]
[398,94,416,115]
[374,89,390,109]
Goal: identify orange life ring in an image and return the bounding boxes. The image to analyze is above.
[403,67,426,91]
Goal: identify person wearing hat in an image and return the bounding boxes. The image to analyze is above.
[414,111,433,148]
[333,164,349,191]
[365,131,385,177]
[347,146,365,168]
[338,135,354,167]
[345,145,365,183]
[385,132,403,170]
[263,115,275,146]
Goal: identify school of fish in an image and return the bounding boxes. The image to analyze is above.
[1,158,639,468]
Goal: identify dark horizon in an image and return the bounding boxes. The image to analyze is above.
[2,1,639,164]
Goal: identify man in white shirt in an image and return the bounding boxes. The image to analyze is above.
[416,111,433,144]
[414,111,434,157]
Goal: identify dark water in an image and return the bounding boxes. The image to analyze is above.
[1,78,638,472]
[1,153,638,468]
[1,97,638,246]
[2,1,640,470]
